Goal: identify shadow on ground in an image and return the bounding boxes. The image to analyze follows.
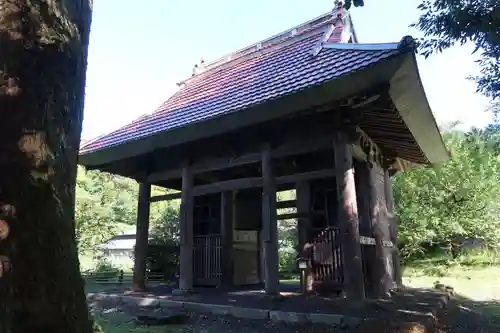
[87,281,500,332]
[438,296,500,333]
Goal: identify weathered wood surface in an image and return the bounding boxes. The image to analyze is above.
[370,164,393,297]
[146,125,371,184]
[385,169,402,288]
[261,145,280,295]
[149,168,338,202]
[149,192,181,202]
[220,191,234,286]
[276,199,296,209]
[333,132,365,299]
[133,183,151,291]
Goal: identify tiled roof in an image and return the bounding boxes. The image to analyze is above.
[80,13,402,155]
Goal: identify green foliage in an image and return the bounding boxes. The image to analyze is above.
[394,124,500,260]
[343,0,365,10]
[149,205,180,245]
[412,0,499,99]
[349,0,499,99]
[75,166,179,259]
[277,190,298,273]
[75,166,139,253]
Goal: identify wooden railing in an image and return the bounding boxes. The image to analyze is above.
[308,227,344,283]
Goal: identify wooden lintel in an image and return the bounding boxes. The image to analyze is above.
[276,212,310,220]
[150,168,340,200]
[192,177,263,197]
[277,168,337,185]
[276,199,296,209]
[195,169,338,197]
[147,136,335,183]
[149,192,182,202]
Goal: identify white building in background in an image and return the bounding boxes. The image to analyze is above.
[97,226,156,268]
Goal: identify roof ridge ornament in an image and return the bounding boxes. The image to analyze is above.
[311,24,336,56]
[311,1,344,57]
[192,57,206,77]
[397,35,417,53]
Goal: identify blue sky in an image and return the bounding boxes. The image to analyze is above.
[81,0,492,141]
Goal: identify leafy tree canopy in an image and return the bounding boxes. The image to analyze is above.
[345,0,500,99]
[394,123,500,259]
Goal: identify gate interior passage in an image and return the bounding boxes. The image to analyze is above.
[308,178,345,285]
[305,173,377,294]
[193,194,222,286]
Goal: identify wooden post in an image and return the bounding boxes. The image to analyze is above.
[384,169,402,288]
[133,182,151,291]
[220,191,234,286]
[355,161,376,294]
[178,165,194,293]
[296,181,313,292]
[333,132,365,299]
[369,163,393,297]
[261,145,280,295]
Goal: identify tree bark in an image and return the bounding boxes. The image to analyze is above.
[0,1,93,332]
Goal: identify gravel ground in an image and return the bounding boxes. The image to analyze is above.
[90,295,500,333]
[90,302,344,333]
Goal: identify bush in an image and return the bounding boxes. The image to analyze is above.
[279,246,297,274]
[87,260,120,282]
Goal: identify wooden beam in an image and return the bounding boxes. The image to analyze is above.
[192,169,338,197]
[193,177,262,197]
[149,168,340,201]
[149,192,181,202]
[147,135,337,183]
[261,145,280,295]
[276,199,296,209]
[333,132,365,299]
[276,212,310,220]
[277,169,336,185]
[132,182,151,291]
[178,165,194,292]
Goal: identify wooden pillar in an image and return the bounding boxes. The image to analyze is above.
[296,181,311,253]
[355,161,376,293]
[369,164,393,297]
[296,181,312,292]
[220,191,234,286]
[261,145,280,295]
[178,165,194,292]
[384,169,402,288]
[333,132,365,299]
[132,182,151,291]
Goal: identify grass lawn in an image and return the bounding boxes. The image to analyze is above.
[404,263,500,326]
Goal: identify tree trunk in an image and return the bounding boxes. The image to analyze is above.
[0,1,93,333]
